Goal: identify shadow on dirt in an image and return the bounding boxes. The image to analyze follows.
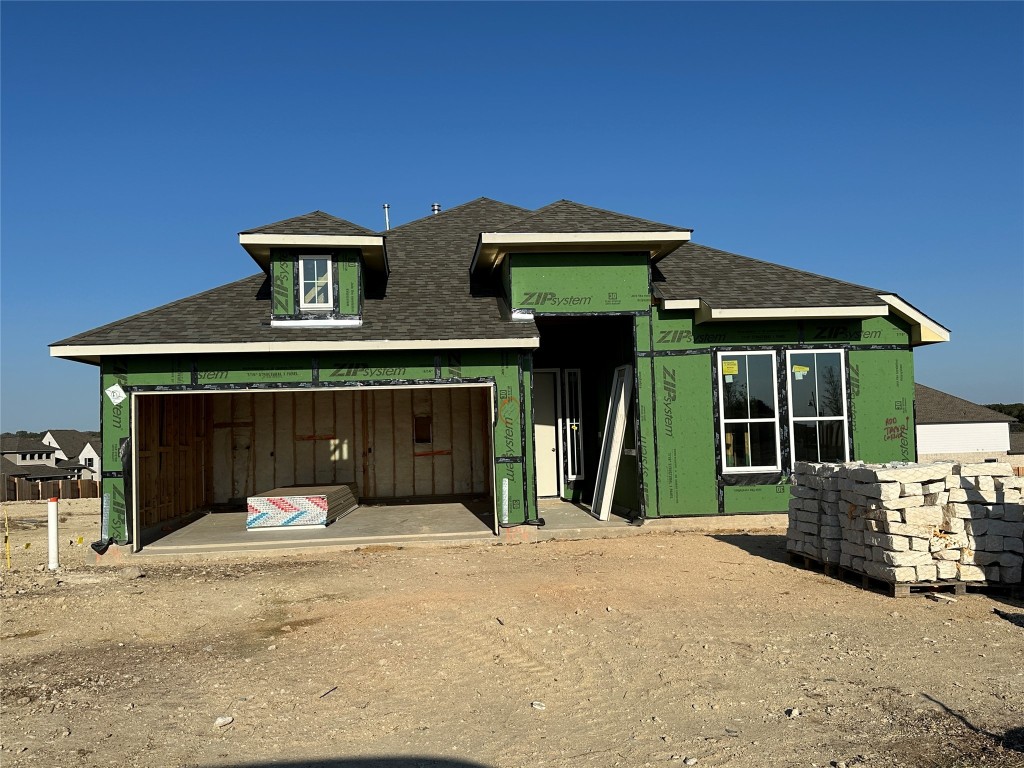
[711,533,790,564]
[920,693,1024,753]
[216,760,492,768]
[990,605,1024,628]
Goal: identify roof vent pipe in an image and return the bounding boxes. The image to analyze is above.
[431,203,441,215]
[383,203,390,231]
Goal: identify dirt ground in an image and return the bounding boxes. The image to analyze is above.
[2,498,1023,768]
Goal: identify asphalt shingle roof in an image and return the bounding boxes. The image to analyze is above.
[52,198,913,351]
[240,210,376,237]
[915,383,1016,425]
[1,457,29,477]
[1,437,55,454]
[54,198,540,348]
[45,430,100,460]
[495,200,689,234]
[1,456,76,480]
[653,242,888,309]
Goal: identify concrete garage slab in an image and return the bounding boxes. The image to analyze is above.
[142,499,497,556]
[137,496,786,559]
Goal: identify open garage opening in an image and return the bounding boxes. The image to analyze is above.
[131,385,495,552]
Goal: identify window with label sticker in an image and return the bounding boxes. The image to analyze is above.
[719,352,780,472]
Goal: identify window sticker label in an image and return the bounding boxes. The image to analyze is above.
[722,360,739,376]
[792,363,809,380]
[105,383,127,406]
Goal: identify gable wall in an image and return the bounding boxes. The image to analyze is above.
[507,252,651,314]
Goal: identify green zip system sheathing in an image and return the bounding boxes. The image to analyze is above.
[270,251,295,316]
[335,251,361,316]
[99,349,536,545]
[632,309,916,517]
[647,309,911,351]
[506,253,651,314]
[652,354,719,516]
[849,348,916,462]
[270,248,362,322]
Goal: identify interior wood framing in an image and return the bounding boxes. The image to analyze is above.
[133,386,493,527]
[135,393,210,529]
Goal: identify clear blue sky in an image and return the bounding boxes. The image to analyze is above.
[2,2,1021,432]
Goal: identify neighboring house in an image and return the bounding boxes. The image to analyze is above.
[42,430,102,479]
[50,198,950,550]
[0,437,58,467]
[1,453,81,483]
[914,383,1018,465]
[1010,430,1024,456]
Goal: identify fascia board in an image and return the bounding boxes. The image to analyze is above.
[660,299,701,310]
[242,235,390,275]
[479,231,692,246]
[239,234,385,248]
[50,336,541,360]
[878,294,950,345]
[697,305,890,322]
[472,231,692,274]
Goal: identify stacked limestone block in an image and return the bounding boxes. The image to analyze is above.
[786,464,843,564]
[945,464,1024,584]
[789,461,1024,586]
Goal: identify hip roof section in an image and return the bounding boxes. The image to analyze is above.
[50,197,950,361]
[914,383,1016,425]
[653,241,887,309]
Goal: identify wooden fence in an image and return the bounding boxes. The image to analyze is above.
[2,477,101,503]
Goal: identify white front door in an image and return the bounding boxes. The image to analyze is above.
[534,371,560,496]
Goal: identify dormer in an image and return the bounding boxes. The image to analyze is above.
[471,200,692,319]
[239,211,388,328]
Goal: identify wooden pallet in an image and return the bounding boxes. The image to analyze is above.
[787,552,1022,598]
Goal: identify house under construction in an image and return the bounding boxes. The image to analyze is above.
[49,198,949,550]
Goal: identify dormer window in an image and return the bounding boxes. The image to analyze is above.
[299,256,332,310]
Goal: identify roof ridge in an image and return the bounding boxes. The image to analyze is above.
[552,198,687,230]
[494,198,690,233]
[380,197,530,235]
[682,241,887,296]
[240,210,374,235]
[50,274,265,347]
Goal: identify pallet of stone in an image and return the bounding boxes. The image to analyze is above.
[790,460,1023,589]
[246,483,359,530]
[787,550,1024,597]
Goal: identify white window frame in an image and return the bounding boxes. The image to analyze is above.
[786,349,850,466]
[298,255,333,310]
[718,351,781,474]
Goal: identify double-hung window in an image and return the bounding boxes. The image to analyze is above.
[719,351,780,472]
[787,350,849,463]
[299,256,332,310]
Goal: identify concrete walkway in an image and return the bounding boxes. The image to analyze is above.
[129,497,786,560]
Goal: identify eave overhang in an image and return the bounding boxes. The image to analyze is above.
[49,336,541,366]
[471,231,692,277]
[239,233,389,275]
[658,294,949,347]
[878,294,950,345]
